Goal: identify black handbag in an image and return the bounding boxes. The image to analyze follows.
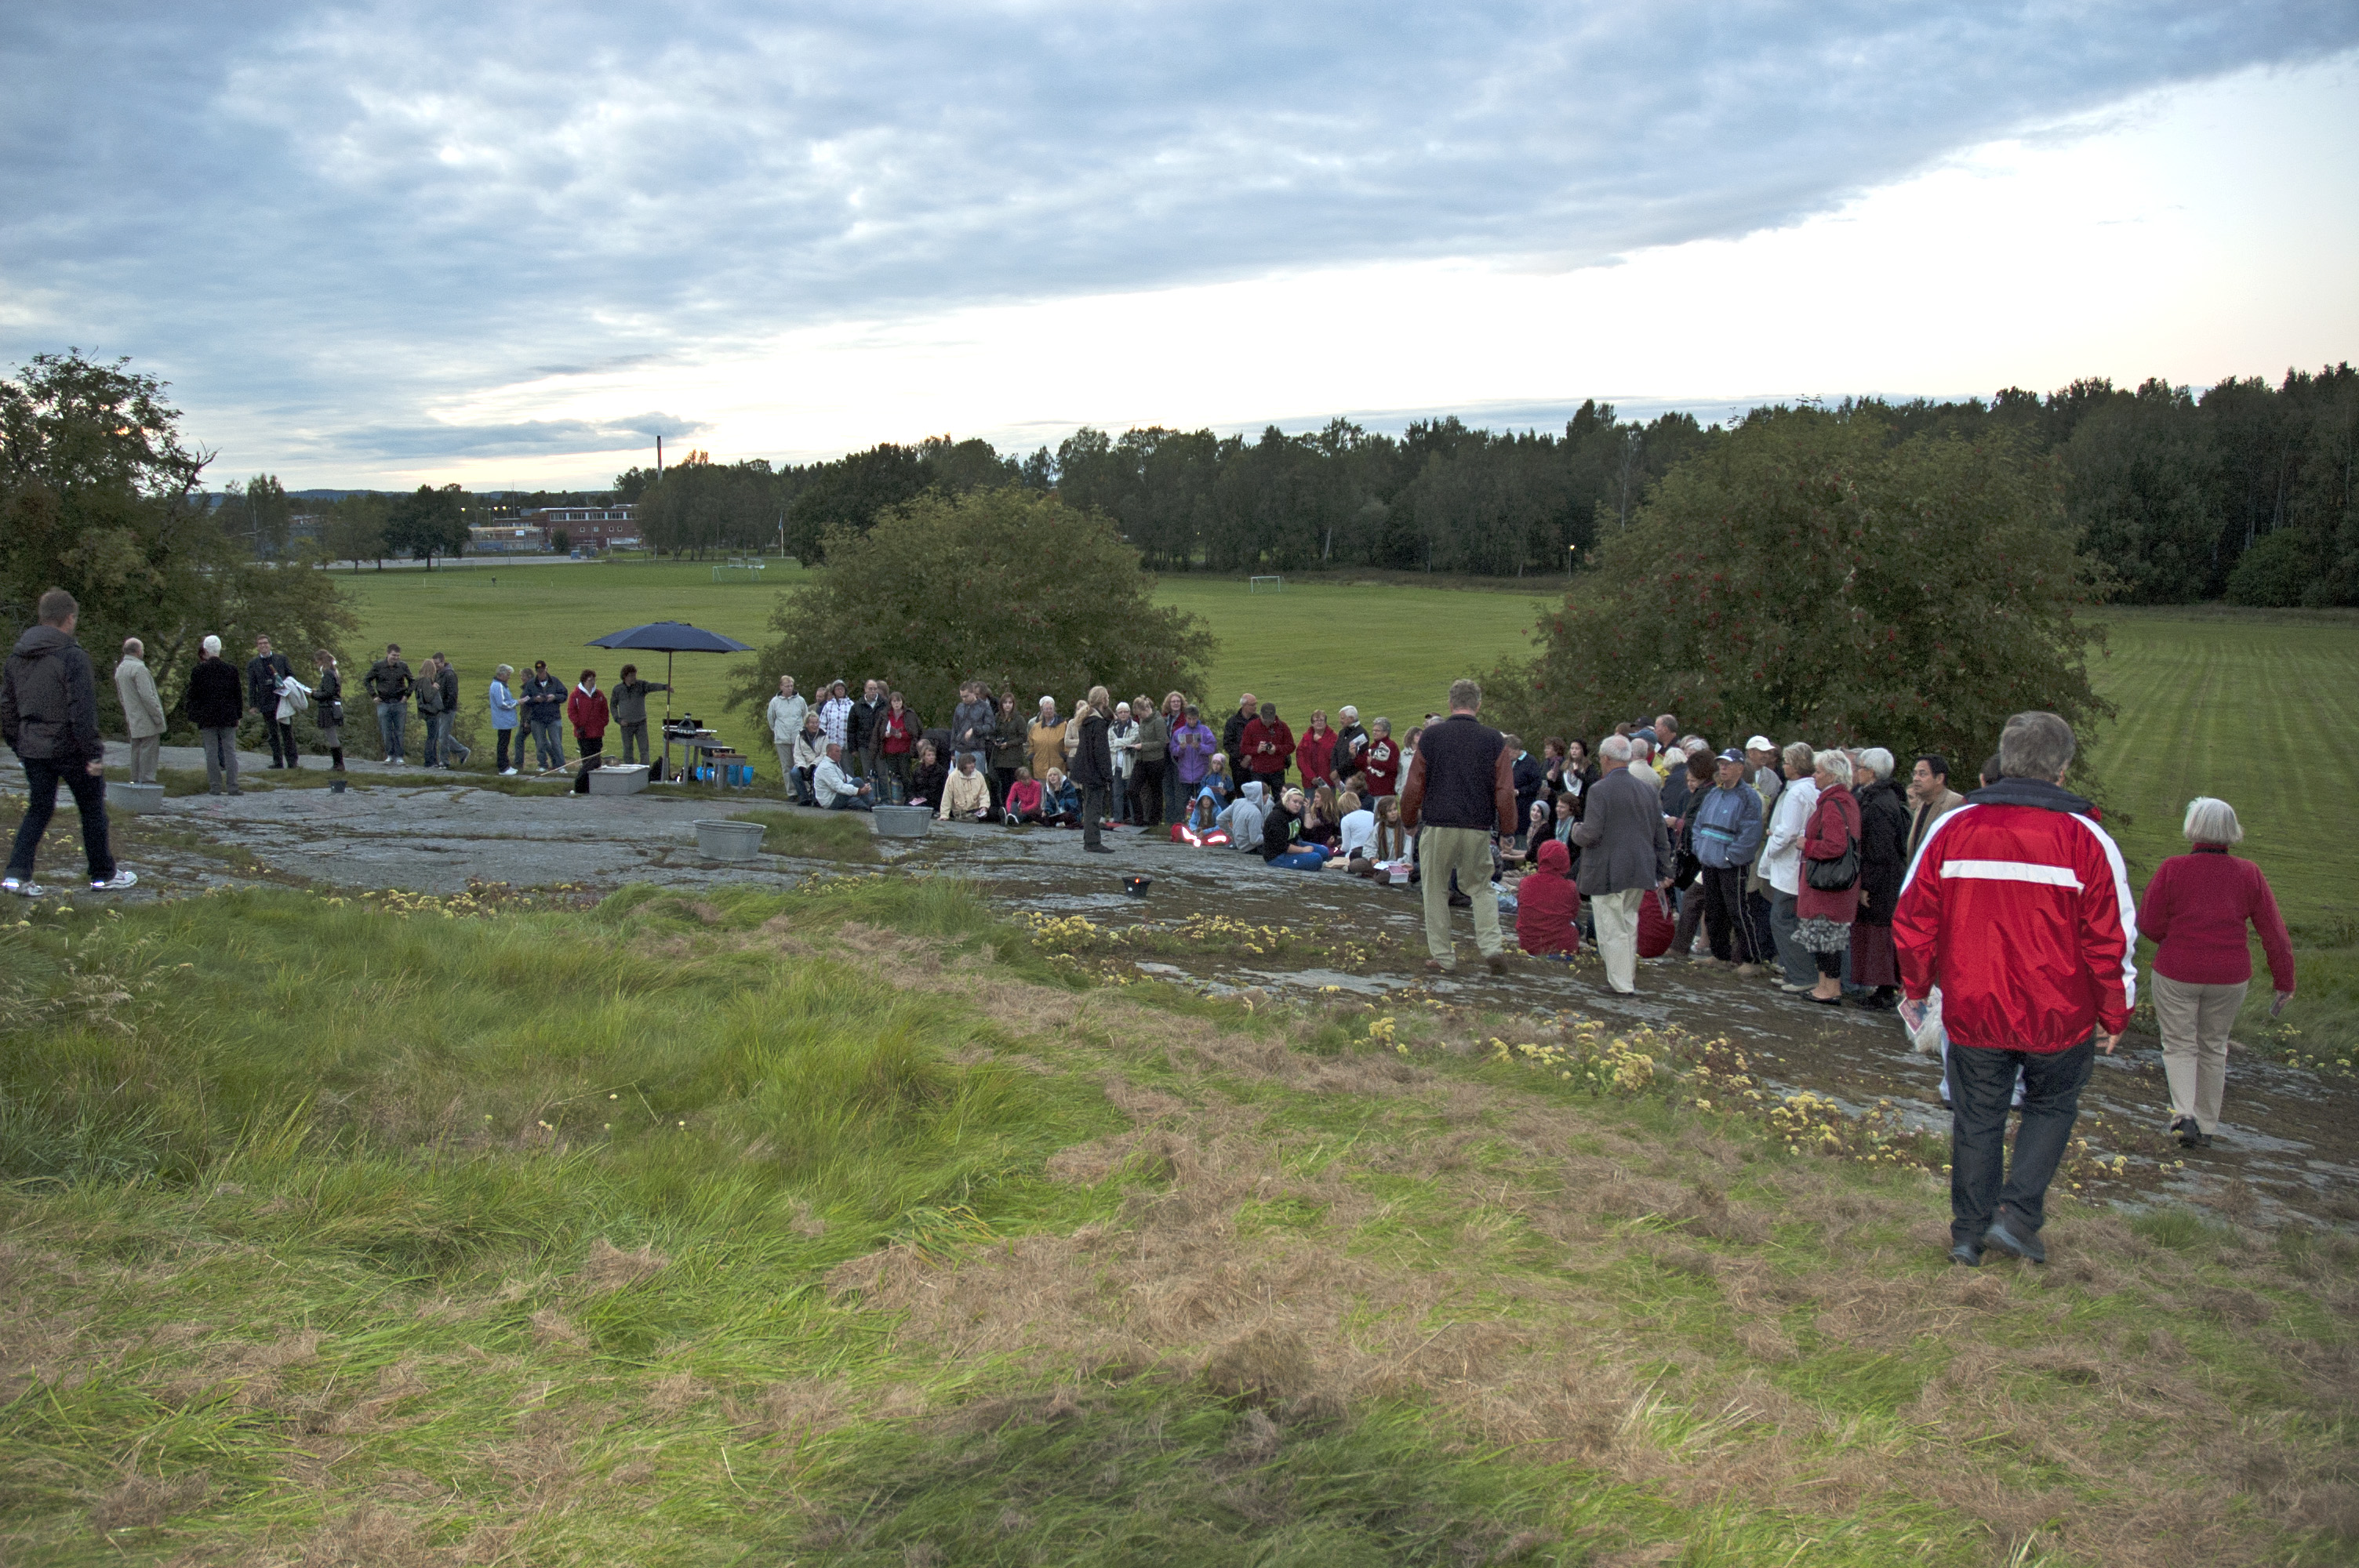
[1805,840,1859,891]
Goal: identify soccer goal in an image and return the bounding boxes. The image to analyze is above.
[711,559,769,583]
[1248,574,1284,593]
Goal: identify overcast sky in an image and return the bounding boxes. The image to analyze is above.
[4,2,2354,488]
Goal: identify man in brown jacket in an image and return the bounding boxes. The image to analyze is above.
[1906,753,1967,860]
[1400,678,1517,976]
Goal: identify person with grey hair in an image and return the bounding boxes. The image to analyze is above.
[2136,797,2295,1149]
[114,637,165,786]
[1794,749,1861,1004]
[1895,710,2136,1268]
[187,632,245,794]
[1761,741,1820,991]
[1849,747,1910,1008]
[1572,731,1674,993]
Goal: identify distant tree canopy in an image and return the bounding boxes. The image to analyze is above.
[383,483,467,567]
[616,365,2357,602]
[1482,408,2110,771]
[729,488,1213,724]
[0,351,353,730]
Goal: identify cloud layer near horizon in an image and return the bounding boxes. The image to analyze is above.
[4,2,2353,477]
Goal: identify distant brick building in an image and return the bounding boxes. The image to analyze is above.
[521,504,638,552]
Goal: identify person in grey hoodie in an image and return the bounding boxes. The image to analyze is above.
[114,637,166,785]
[2,590,136,895]
[950,682,997,773]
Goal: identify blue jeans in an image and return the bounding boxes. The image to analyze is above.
[421,710,450,764]
[825,792,874,811]
[376,700,407,761]
[1947,1036,2095,1247]
[7,756,114,884]
[529,717,564,771]
[1269,847,1330,869]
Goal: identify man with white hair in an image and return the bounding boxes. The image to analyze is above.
[186,632,246,795]
[1333,706,1368,778]
[114,637,166,786]
[1896,711,2135,1269]
[1571,732,1673,994]
[812,741,875,811]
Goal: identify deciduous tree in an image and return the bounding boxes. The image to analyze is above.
[1483,408,2110,771]
[732,487,1212,723]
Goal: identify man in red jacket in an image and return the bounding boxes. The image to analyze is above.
[1894,711,2135,1269]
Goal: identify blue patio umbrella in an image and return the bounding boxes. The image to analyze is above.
[586,621,756,776]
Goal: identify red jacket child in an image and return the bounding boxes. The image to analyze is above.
[1516,838,1581,956]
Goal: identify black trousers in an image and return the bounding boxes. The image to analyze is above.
[1701,866,1764,962]
[7,756,114,883]
[265,716,297,766]
[1081,784,1112,849]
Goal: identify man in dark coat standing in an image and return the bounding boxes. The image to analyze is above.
[2,589,135,895]
[1572,732,1674,995]
[1072,685,1117,855]
[1399,678,1517,975]
[246,633,296,768]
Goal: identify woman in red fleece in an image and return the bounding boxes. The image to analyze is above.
[2137,796,2295,1149]
[1516,837,1581,956]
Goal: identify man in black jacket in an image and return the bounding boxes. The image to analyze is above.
[1071,686,1117,854]
[187,633,246,793]
[2,589,135,895]
[848,680,886,779]
[246,633,296,768]
[1399,678,1516,975]
[1221,691,1256,780]
[364,643,414,764]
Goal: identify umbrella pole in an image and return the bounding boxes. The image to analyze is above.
[663,651,675,782]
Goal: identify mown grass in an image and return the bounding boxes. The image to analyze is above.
[2083,608,2359,1064]
[2,881,2352,1567]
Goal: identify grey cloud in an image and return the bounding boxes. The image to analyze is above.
[4,1,2354,474]
[345,415,709,460]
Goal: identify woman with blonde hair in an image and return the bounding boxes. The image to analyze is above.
[2138,797,2295,1149]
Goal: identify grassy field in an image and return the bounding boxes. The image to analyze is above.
[4,879,2351,1566]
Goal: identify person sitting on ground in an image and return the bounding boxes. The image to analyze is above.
[1039,766,1081,826]
[792,713,828,805]
[1002,766,1045,825]
[938,750,992,821]
[1516,837,1581,958]
[1263,786,1336,869]
[812,741,875,811]
[1336,789,1376,868]
[1551,791,1579,849]
[1370,793,1408,867]
[1180,786,1230,843]
[1299,783,1342,849]
[1225,779,1267,851]
[907,738,950,811]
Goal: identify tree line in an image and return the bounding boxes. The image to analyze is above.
[616,364,2357,604]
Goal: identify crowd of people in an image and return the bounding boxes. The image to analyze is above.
[0,596,2307,1270]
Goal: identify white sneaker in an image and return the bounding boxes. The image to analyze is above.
[3,876,46,898]
[500,768,519,776]
[90,870,138,891]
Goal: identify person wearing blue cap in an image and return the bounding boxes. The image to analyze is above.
[1689,749,1768,967]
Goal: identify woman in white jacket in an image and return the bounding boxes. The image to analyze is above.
[1761,740,1820,992]
[1107,701,1140,822]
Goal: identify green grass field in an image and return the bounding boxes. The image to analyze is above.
[4,879,2351,1565]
